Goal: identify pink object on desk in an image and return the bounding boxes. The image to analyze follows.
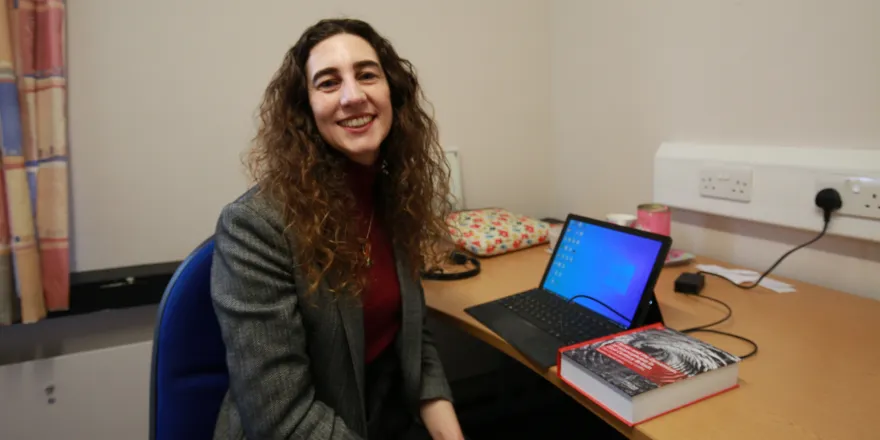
[636,203,671,236]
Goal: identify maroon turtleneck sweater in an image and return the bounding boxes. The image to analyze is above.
[345,161,402,364]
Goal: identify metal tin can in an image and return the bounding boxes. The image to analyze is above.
[637,203,671,236]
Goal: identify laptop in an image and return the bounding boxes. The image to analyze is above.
[464,213,672,368]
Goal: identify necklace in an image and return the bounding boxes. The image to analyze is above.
[362,208,375,268]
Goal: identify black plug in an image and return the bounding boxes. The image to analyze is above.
[815,188,843,223]
[674,272,705,295]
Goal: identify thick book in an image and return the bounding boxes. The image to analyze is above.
[557,323,741,426]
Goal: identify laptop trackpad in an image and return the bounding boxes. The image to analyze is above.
[469,303,563,369]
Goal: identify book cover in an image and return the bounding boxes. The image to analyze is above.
[560,323,740,397]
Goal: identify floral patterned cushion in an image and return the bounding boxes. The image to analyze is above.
[447,208,552,256]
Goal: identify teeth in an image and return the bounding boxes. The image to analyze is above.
[340,116,373,128]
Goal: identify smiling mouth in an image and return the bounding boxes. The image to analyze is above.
[338,115,375,128]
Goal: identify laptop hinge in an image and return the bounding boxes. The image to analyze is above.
[643,291,665,326]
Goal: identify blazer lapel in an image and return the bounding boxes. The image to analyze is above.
[335,293,367,425]
[394,244,423,409]
[291,264,367,434]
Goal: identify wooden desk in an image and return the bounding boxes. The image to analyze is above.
[423,246,880,440]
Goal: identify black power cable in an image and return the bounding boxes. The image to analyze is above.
[677,294,758,359]
[678,188,843,360]
[568,291,759,359]
[567,294,630,324]
[702,187,841,291]
[682,328,759,359]
[678,295,731,331]
[699,219,829,291]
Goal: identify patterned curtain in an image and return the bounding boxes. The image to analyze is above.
[0,0,69,325]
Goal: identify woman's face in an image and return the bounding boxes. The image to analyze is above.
[306,33,393,166]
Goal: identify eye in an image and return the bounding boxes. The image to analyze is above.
[359,71,380,81]
[317,79,339,90]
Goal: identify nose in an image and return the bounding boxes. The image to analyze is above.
[340,80,367,107]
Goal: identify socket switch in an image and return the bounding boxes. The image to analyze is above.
[816,174,880,221]
[699,166,753,203]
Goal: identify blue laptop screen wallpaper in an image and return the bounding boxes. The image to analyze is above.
[542,219,663,327]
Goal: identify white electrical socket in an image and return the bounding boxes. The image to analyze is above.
[816,174,880,221]
[699,166,753,202]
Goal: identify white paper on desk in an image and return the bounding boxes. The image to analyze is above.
[695,264,796,293]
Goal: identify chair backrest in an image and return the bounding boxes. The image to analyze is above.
[150,237,229,440]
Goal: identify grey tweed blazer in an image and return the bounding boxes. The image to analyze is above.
[210,188,453,440]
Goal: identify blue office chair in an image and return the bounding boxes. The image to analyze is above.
[150,237,229,440]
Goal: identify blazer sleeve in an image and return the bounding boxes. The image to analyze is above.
[417,282,454,403]
[211,201,362,440]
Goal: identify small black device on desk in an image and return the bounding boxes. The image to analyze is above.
[674,272,705,295]
[465,213,672,368]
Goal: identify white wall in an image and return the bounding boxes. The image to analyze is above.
[551,0,880,299]
[68,0,554,272]
[64,0,880,294]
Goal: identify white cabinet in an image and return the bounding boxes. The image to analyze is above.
[0,341,152,440]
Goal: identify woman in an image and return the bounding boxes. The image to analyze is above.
[210,18,465,440]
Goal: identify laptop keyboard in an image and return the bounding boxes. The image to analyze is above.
[497,289,623,346]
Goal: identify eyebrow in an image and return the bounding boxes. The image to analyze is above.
[310,60,382,84]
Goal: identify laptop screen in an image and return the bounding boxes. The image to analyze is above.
[541,218,664,327]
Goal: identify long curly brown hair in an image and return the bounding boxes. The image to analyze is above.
[248,18,453,296]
